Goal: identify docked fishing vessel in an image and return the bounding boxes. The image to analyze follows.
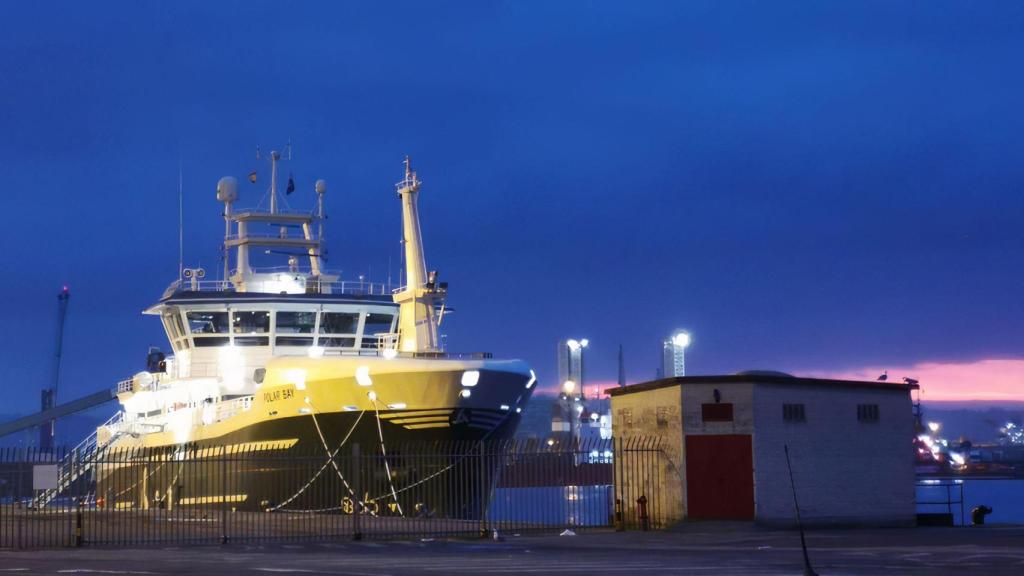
[74,151,536,512]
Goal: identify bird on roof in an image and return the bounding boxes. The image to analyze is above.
[903,377,919,386]
[877,370,888,381]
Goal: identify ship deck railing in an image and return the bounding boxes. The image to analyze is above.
[115,372,177,395]
[321,348,493,360]
[231,206,317,217]
[163,276,396,298]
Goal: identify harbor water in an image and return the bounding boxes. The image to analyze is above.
[917,478,1024,525]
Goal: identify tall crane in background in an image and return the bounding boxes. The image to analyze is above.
[40,286,70,451]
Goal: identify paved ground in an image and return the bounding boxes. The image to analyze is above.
[2,524,1024,575]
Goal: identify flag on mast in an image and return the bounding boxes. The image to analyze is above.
[286,173,295,195]
[248,171,257,183]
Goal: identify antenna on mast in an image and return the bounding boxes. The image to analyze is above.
[178,156,184,281]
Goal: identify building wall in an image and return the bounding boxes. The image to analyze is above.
[751,383,916,526]
[681,382,755,435]
[611,378,916,527]
[610,384,684,524]
[680,382,754,517]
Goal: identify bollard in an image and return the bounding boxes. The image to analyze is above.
[614,498,624,531]
[637,495,649,531]
[971,505,993,525]
[75,498,83,547]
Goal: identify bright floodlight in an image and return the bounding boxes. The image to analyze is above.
[566,339,581,351]
[461,370,480,387]
[580,338,590,348]
[672,331,691,348]
[355,366,373,387]
[563,380,576,394]
[927,422,940,433]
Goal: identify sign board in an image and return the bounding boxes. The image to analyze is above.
[33,464,59,491]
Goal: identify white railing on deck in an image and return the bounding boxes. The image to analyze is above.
[375,332,400,352]
[163,276,395,297]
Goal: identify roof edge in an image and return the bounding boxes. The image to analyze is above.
[606,374,919,397]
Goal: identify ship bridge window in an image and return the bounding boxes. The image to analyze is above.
[187,311,229,334]
[361,313,396,349]
[193,337,229,347]
[319,312,359,335]
[318,312,359,349]
[162,312,192,352]
[321,337,356,348]
[363,313,395,334]
[276,311,316,334]
[275,311,317,347]
[187,311,230,347]
[232,311,270,334]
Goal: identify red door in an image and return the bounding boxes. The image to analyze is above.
[685,434,754,520]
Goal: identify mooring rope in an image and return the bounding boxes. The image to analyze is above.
[370,407,515,500]
[272,401,371,514]
[369,396,404,517]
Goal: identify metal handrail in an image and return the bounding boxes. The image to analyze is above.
[223,233,319,242]
[232,207,316,217]
[164,277,396,297]
[32,411,125,508]
[321,348,491,360]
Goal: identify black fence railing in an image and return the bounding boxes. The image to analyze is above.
[0,437,673,549]
[915,479,965,526]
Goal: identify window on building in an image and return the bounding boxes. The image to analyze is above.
[232,311,270,334]
[783,403,806,422]
[701,403,733,422]
[857,403,880,423]
[656,406,673,428]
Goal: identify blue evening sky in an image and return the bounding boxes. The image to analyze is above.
[1,1,1022,413]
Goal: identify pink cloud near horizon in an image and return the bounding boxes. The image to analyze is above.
[534,358,1024,402]
[805,358,1024,402]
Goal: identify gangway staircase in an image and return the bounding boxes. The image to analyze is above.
[31,411,125,508]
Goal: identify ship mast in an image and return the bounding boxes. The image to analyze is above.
[393,157,440,352]
[215,143,326,293]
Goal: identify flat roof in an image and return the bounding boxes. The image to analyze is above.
[606,373,919,397]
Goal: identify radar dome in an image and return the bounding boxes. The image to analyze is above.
[315,179,327,195]
[216,176,238,203]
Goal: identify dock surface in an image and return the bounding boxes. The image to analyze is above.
[3,524,1024,575]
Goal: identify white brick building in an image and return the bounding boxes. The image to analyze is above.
[609,371,917,526]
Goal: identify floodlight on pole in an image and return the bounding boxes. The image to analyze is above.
[664,329,692,378]
[672,331,691,348]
